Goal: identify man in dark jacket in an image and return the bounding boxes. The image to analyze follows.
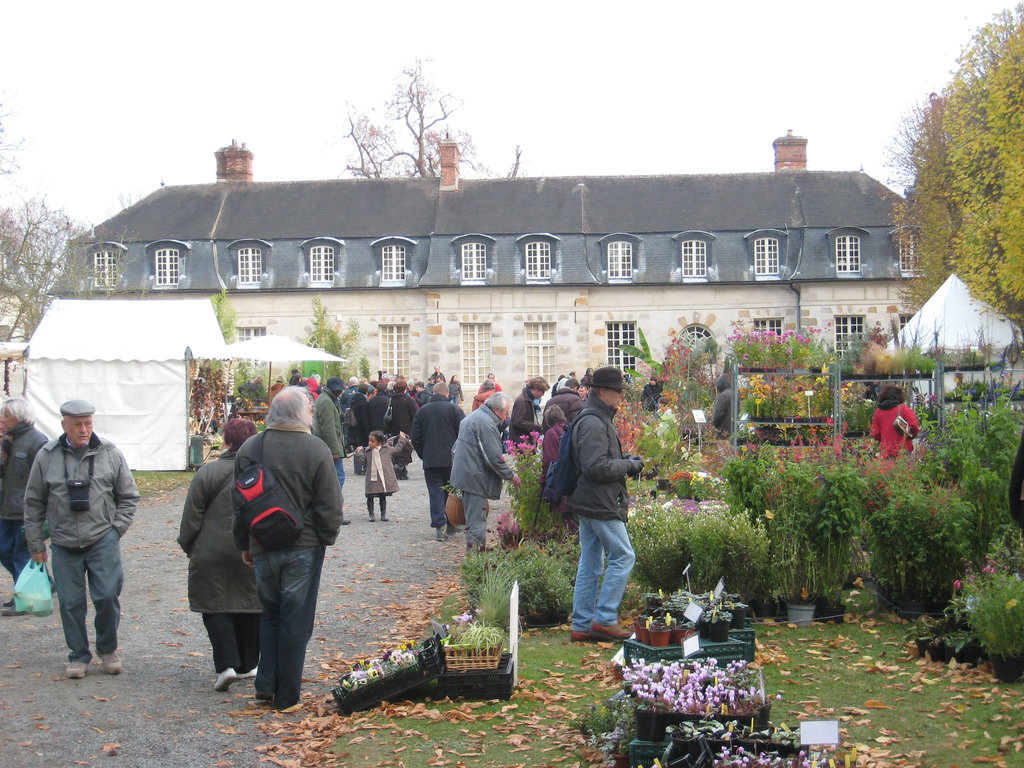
[347,384,371,473]
[0,397,48,616]
[233,386,342,711]
[508,377,549,446]
[312,377,350,526]
[411,383,465,541]
[366,382,391,434]
[544,378,584,424]
[567,367,643,643]
[641,377,663,411]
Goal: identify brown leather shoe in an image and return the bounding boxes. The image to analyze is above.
[570,629,596,642]
[590,622,632,641]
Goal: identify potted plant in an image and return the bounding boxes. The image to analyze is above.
[576,696,636,768]
[960,553,1024,682]
[442,612,507,671]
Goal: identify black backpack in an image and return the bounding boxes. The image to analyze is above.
[232,433,304,551]
[542,413,597,503]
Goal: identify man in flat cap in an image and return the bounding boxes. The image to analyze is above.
[311,376,350,525]
[24,400,140,679]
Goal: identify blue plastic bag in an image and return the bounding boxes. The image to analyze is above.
[14,561,53,617]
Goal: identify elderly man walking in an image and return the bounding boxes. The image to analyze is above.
[233,386,342,711]
[567,367,644,642]
[450,391,521,551]
[0,397,48,616]
[411,382,465,541]
[24,400,140,678]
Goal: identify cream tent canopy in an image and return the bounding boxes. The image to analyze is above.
[26,299,229,470]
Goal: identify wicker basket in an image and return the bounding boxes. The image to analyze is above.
[444,644,503,671]
[445,494,465,527]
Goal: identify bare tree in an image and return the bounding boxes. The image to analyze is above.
[0,199,89,340]
[507,145,523,180]
[344,61,484,178]
[0,102,21,177]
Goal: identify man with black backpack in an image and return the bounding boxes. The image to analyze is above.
[567,367,643,643]
[233,386,342,711]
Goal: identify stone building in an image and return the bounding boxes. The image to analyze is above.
[81,134,912,388]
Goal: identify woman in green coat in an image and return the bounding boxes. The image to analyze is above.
[178,418,261,692]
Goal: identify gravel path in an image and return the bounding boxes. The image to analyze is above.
[0,459,479,768]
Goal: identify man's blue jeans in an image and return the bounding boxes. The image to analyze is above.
[50,528,124,663]
[572,516,636,632]
[0,519,30,585]
[423,467,451,529]
[253,546,325,710]
[333,457,346,491]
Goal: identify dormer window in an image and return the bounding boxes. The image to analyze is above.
[897,232,917,274]
[462,243,486,281]
[91,242,126,290]
[607,240,632,280]
[154,248,180,288]
[754,237,779,276]
[94,250,119,288]
[382,244,406,283]
[310,245,334,286]
[229,239,271,289]
[835,235,861,273]
[238,247,261,287]
[681,240,706,278]
[525,242,551,281]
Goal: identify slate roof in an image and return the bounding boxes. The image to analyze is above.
[94,171,896,243]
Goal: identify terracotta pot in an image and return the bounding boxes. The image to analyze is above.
[648,627,671,647]
[634,621,651,645]
[669,627,692,645]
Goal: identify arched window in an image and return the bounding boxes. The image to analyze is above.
[462,242,487,282]
[683,324,713,349]
[154,247,180,288]
[607,241,633,280]
[309,244,335,286]
[382,244,406,283]
[753,238,779,276]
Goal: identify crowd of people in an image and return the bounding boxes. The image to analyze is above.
[1,360,985,715]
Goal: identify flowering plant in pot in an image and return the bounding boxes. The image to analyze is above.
[575,696,636,767]
[959,545,1024,681]
[623,657,774,718]
[337,639,425,691]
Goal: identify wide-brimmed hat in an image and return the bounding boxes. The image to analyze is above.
[591,367,626,391]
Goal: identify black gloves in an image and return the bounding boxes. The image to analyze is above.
[626,457,645,478]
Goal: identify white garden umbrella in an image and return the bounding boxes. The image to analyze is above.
[224,334,346,385]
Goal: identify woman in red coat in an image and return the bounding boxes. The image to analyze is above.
[870,385,919,458]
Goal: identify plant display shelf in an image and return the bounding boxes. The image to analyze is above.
[436,652,515,700]
[332,635,444,715]
[729,360,945,447]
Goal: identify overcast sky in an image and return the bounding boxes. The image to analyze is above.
[1,1,1016,227]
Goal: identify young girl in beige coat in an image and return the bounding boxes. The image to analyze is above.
[356,431,410,521]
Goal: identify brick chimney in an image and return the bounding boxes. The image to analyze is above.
[439,139,460,191]
[215,140,254,182]
[772,130,808,171]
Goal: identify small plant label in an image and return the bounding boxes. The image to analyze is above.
[799,720,840,746]
[684,601,703,623]
[692,409,706,423]
[713,578,726,598]
[682,633,701,657]
[510,581,520,687]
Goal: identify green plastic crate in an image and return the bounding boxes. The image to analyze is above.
[623,637,747,667]
[629,738,670,768]
[729,627,756,662]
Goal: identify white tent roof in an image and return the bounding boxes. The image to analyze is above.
[896,274,1018,351]
[28,298,229,361]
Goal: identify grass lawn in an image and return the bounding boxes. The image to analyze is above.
[317,588,1023,768]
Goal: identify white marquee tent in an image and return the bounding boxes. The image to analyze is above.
[26,299,228,470]
[895,274,1019,354]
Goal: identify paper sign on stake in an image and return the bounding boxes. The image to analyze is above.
[799,720,840,746]
[682,563,692,592]
[682,634,701,657]
[692,409,707,423]
[713,578,726,598]
[683,601,704,623]
[509,581,520,687]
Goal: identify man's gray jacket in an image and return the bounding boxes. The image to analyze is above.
[567,396,633,523]
[24,433,140,553]
[449,403,514,499]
